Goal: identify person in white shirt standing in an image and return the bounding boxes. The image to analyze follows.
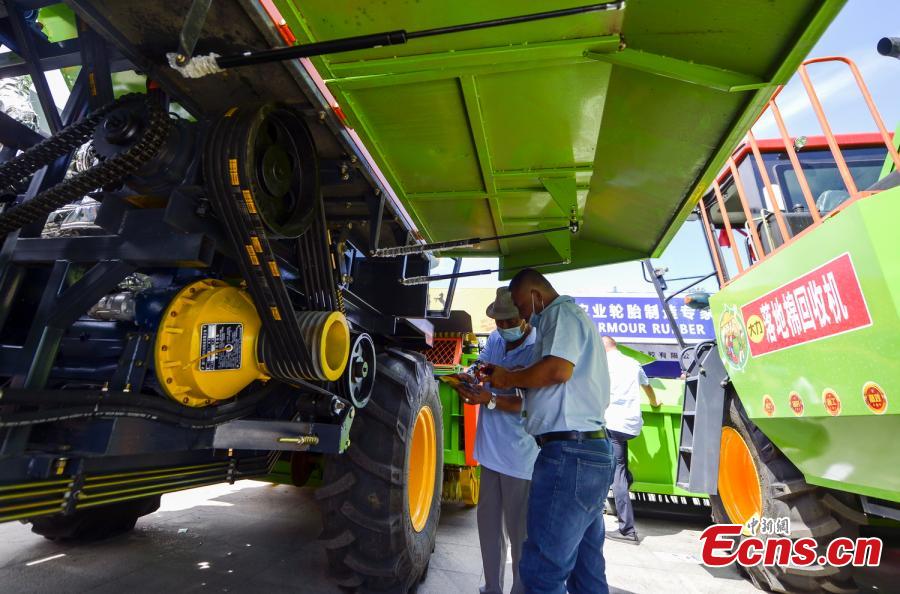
[448,287,539,594]
[601,335,659,544]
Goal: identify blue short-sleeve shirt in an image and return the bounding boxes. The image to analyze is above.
[522,295,610,435]
[475,329,540,480]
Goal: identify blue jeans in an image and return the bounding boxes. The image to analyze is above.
[519,438,614,594]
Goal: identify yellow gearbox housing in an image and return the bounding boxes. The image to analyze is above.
[155,279,268,407]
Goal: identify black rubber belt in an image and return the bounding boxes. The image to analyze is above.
[204,107,314,379]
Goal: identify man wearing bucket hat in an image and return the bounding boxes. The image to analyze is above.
[448,287,539,594]
[483,268,612,594]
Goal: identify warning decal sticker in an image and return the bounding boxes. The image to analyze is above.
[200,323,243,371]
[862,382,888,415]
[823,389,841,416]
[789,392,804,416]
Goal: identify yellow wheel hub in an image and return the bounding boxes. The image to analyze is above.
[408,405,437,532]
[155,279,352,406]
[718,426,763,526]
[459,466,480,507]
[154,280,268,407]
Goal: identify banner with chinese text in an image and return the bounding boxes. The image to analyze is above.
[573,296,714,344]
[739,253,871,357]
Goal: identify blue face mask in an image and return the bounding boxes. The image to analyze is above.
[498,323,524,343]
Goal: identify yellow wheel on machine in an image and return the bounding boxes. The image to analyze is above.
[709,397,860,593]
[408,405,437,532]
[459,466,480,507]
[317,349,443,592]
[717,426,762,528]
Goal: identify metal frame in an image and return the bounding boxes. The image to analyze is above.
[287,9,620,251]
[0,0,442,498]
[0,4,345,493]
[698,56,899,286]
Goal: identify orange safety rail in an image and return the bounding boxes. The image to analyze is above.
[463,404,478,467]
[700,56,899,286]
[698,201,725,286]
[713,179,745,274]
[747,130,791,244]
[420,337,463,368]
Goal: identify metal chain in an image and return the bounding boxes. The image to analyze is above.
[0,94,171,236]
[0,94,143,187]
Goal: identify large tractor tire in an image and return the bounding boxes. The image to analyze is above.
[710,397,862,593]
[29,495,161,541]
[317,348,443,592]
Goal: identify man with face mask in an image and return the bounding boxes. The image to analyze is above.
[448,287,539,594]
[483,269,612,594]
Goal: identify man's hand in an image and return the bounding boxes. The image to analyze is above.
[474,363,494,383]
[485,365,514,389]
[643,384,661,408]
[456,382,492,406]
[450,372,476,385]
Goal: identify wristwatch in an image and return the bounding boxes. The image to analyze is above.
[486,392,497,410]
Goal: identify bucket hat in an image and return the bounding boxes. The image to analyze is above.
[485,286,520,320]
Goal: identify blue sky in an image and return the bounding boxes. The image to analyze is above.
[447,0,900,296]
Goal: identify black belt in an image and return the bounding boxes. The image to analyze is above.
[534,429,607,447]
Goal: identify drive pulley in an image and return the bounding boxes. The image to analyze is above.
[204,104,349,393]
[154,280,350,407]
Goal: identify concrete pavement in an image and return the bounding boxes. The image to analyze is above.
[0,480,890,593]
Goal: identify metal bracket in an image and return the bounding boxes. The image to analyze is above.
[213,409,355,455]
[7,3,63,132]
[174,0,213,65]
[540,176,578,220]
[76,15,114,108]
[644,259,686,349]
[584,47,769,93]
[861,496,900,522]
[540,176,579,261]
[109,331,155,392]
[366,190,386,252]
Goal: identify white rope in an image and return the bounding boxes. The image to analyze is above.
[166,53,223,79]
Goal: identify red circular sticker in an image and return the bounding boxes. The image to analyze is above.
[762,395,776,417]
[789,392,804,416]
[823,389,841,416]
[863,382,888,415]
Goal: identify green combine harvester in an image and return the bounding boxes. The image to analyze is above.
[1,0,889,592]
[679,52,900,590]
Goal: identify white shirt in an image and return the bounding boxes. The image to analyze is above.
[604,350,650,437]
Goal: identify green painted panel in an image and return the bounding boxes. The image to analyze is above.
[710,189,900,503]
[275,0,845,268]
[410,197,497,246]
[38,4,77,42]
[277,1,622,68]
[585,66,745,254]
[620,0,820,82]
[345,81,484,194]
[477,62,611,171]
[629,378,706,498]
